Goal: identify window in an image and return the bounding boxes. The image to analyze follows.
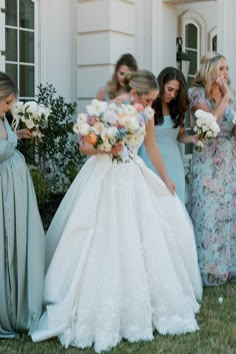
[5,0,37,100]
[185,23,198,88]
[183,23,200,156]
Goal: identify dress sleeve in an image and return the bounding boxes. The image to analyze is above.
[188,86,207,111]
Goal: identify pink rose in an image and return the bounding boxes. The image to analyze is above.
[202,176,214,189]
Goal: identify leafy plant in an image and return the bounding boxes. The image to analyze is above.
[18,83,85,195]
[28,165,50,206]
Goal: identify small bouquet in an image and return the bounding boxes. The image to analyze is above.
[193,109,220,151]
[12,101,51,140]
[73,98,154,162]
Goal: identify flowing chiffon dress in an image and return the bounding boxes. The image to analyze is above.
[138,116,185,203]
[188,86,236,286]
[32,139,202,353]
[0,118,45,338]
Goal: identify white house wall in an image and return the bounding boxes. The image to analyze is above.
[77,0,135,111]
[39,0,77,102]
[217,0,236,88]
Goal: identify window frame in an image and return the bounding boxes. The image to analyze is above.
[4,0,38,100]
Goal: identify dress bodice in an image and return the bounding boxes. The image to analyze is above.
[0,118,18,162]
[154,116,179,144]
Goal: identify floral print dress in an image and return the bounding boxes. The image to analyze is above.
[188,86,236,286]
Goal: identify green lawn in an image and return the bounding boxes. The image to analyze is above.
[0,282,235,354]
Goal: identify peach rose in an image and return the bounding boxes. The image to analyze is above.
[84,132,97,145]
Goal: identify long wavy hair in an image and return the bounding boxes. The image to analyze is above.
[152,67,189,128]
[108,53,138,99]
[192,52,231,98]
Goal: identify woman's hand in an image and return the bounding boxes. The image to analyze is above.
[216,76,231,98]
[191,134,206,145]
[16,128,33,139]
[164,177,176,195]
[110,141,124,156]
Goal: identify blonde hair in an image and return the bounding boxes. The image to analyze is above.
[193,52,230,97]
[0,71,18,101]
[124,70,159,95]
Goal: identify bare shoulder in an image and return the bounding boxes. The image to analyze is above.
[96,86,107,100]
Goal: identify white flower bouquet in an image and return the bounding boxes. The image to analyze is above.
[13,101,51,140]
[73,98,154,162]
[193,109,220,151]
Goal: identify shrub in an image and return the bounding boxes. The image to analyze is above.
[18,83,85,195]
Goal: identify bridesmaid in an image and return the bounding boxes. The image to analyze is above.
[188,52,236,286]
[0,72,45,337]
[139,67,197,203]
[96,53,138,101]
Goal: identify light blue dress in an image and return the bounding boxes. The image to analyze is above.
[0,118,45,338]
[138,116,185,203]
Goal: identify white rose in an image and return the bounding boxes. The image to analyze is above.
[24,101,38,115]
[196,140,204,148]
[143,106,155,120]
[77,113,88,124]
[78,123,90,135]
[86,99,108,117]
[25,119,35,129]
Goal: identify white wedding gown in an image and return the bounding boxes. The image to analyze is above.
[31,143,202,353]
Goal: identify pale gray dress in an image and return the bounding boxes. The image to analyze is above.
[0,117,45,338]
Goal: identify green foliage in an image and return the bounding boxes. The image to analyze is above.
[18,83,85,195]
[28,165,49,206]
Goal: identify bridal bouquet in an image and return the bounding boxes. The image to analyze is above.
[73,98,154,161]
[193,109,220,151]
[13,101,51,140]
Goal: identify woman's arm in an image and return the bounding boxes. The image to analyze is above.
[191,79,231,121]
[144,118,175,194]
[16,128,32,139]
[79,138,123,157]
[96,86,107,101]
[177,126,198,144]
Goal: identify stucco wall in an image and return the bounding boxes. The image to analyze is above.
[39,0,77,102]
[77,0,135,111]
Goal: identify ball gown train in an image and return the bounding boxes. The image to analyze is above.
[31,142,202,353]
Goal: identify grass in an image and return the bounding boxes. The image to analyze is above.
[0,282,235,354]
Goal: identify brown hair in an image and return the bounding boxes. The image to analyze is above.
[108,53,138,99]
[152,67,189,128]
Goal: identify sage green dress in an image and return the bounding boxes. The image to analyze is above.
[0,117,45,338]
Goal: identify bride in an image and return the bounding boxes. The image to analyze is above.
[31,70,202,353]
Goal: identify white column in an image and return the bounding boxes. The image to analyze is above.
[39,0,75,101]
[77,0,135,111]
[217,0,236,88]
[135,0,177,77]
